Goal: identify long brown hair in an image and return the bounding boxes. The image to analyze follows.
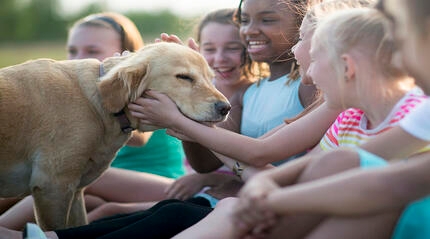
[70,12,144,52]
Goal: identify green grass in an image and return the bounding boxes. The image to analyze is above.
[0,35,185,68]
[0,41,67,68]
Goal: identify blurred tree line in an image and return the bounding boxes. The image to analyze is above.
[0,0,198,43]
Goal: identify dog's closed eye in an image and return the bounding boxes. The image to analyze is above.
[176,74,194,83]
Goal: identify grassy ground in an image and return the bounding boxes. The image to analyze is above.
[0,41,66,68]
[0,35,183,68]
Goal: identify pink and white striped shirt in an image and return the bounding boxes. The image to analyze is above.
[320,90,428,150]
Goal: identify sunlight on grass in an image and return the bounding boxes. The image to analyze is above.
[0,42,67,68]
[0,35,182,68]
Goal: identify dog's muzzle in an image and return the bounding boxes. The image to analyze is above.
[215,101,231,116]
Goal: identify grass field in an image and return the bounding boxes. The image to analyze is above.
[0,35,183,68]
[0,41,67,68]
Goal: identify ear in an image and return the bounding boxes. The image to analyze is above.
[98,62,149,113]
[341,54,356,82]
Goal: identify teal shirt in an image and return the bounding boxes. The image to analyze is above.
[111,129,185,178]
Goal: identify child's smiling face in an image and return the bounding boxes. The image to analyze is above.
[239,0,299,64]
[292,17,314,85]
[308,47,343,109]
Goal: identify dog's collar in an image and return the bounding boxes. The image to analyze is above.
[100,63,134,134]
[99,62,106,78]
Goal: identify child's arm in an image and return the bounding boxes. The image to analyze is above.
[129,91,341,167]
[361,126,428,159]
[182,88,245,173]
[265,151,430,215]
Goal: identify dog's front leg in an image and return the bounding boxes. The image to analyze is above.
[32,183,76,230]
[67,188,88,228]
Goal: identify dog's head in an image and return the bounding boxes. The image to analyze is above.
[97,42,230,130]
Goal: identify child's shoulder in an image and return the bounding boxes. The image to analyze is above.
[336,108,364,124]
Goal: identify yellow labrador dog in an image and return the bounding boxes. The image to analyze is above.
[0,42,230,230]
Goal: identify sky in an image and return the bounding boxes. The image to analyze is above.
[58,0,239,17]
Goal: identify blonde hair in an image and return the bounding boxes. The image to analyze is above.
[305,0,375,31]
[314,8,404,77]
[312,8,408,106]
[285,0,375,123]
[70,12,144,52]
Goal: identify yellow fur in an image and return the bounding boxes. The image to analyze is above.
[0,42,229,230]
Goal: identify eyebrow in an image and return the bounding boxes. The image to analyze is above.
[259,11,278,15]
[201,41,243,46]
[241,10,278,16]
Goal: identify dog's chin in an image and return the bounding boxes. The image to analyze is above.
[190,114,228,125]
[204,115,229,124]
[200,121,217,127]
[179,107,227,125]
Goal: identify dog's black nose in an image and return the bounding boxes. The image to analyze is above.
[215,101,231,116]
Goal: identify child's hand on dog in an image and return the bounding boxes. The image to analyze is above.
[129,90,183,129]
[155,33,199,52]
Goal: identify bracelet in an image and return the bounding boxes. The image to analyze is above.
[232,161,244,179]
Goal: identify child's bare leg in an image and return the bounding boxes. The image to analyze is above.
[299,149,361,182]
[266,214,325,239]
[0,198,21,214]
[84,194,106,212]
[172,198,236,239]
[306,211,400,239]
[0,196,35,230]
[85,167,173,202]
[0,226,22,239]
[268,150,362,238]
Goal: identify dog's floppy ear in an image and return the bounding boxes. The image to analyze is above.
[98,60,150,113]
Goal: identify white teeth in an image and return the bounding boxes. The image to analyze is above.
[248,41,267,49]
[248,41,267,45]
[215,67,233,73]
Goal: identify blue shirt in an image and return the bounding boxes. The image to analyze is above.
[241,75,305,165]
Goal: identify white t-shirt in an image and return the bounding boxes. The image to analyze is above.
[399,99,430,141]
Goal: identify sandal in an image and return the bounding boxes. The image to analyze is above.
[23,223,47,239]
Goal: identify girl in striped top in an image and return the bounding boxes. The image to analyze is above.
[307,6,428,153]
[231,8,430,238]
[170,6,430,239]
[319,90,427,151]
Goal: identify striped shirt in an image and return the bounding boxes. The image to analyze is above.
[320,91,428,151]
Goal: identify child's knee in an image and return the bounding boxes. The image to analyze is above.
[299,149,360,183]
[214,197,237,209]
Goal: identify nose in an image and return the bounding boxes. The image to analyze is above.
[71,52,86,60]
[215,101,231,116]
[241,21,259,36]
[214,50,227,63]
